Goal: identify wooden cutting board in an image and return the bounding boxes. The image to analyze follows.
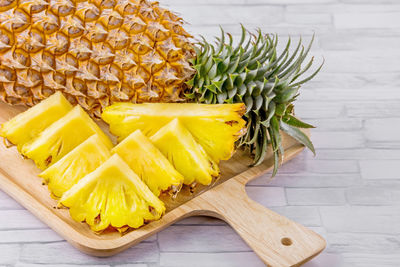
[0,102,325,267]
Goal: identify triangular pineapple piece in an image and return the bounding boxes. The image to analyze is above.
[112,130,184,196]
[21,105,113,170]
[150,119,219,186]
[59,154,166,232]
[0,92,73,151]
[102,103,246,163]
[39,134,111,199]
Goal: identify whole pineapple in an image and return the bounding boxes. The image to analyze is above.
[0,0,195,118]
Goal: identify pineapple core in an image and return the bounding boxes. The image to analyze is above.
[21,105,113,170]
[60,154,165,232]
[0,92,72,151]
[40,134,111,198]
[112,130,184,196]
[150,119,219,186]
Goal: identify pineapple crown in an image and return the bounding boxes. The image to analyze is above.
[186,25,323,176]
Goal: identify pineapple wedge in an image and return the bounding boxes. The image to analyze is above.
[0,92,72,150]
[102,103,246,163]
[40,134,111,199]
[59,154,166,232]
[150,119,219,186]
[21,105,113,170]
[112,130,184,196]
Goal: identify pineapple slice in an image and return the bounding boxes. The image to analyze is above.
[39,134,111,199]
[150,119,219,186]
[0,92,72,151]
[112,130,184,196]
[21,106,113,170]
[59,154,166,232]
[102,103,246,163]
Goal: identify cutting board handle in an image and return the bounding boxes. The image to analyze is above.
[194,178,326,267]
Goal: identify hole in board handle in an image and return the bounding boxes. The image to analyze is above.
[281,237,293,246]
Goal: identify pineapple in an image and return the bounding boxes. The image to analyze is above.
[40,134,111,198]
[112,130,183,196]
[150,119,219,186]
[0,92,72,150]
[59,154,165,232]
[0,0,320,175]
[0,0,194,118]
[102,103,246,163]
[21,105,113,170]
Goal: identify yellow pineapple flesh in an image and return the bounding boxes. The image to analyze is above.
[102,103,246,163]
[59,154,165,232]
[21,105,113,169]
[112,129,183,196]
[150,118,219,186]
[39,134,111,198]
[0,0,195,118]
[0,92,72,150]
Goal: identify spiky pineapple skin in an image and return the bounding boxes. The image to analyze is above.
[102,103,246,162]
[39,134,111,198]
[151,118,219,186]
[112,129,183,196]
[0,0,195,118]
[60,154,165,232]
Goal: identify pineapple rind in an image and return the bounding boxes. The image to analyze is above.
[150,119,219,186]
[21,105,113,170]
[0,92,73,151]
[39,134,111,198]
[60,154,165,232]
[0,0,195,117]
[102,103,246,162]
[112,130,184,196]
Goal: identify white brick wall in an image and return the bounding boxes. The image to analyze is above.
[1,0,399,266]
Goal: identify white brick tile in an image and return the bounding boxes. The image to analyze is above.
[295,102,345,119]
[315,148,400,160]
[0,229,63,243]
[327,233,400,254]
[285,13,332,25]
[320,206,400,234]
[278,158,359,174]
[0,244,19,264]
[15,264,111,267]
[158,225,250,252]
[323,50,400,73]
[360,160,400,180]
[365,118,400,142]
[307,118,363,132]
[342,253,400,267]
[255,173,359,188]
[160,252,264,267]
[20,242,159,264]
[346,186,400,205]
[335,12,400,29]
[0,190,24,210]
[270,206,322,226]
[286,188,346,206]
[0,210,47,230]
[303,253,344,267]
[347,101,400,118]
[161,5,284,26]
[246,186,287,207]
[312,131,365,149]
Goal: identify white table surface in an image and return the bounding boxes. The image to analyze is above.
[1,0,400,266]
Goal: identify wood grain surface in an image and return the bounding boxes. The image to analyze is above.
[0,101,325,266]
